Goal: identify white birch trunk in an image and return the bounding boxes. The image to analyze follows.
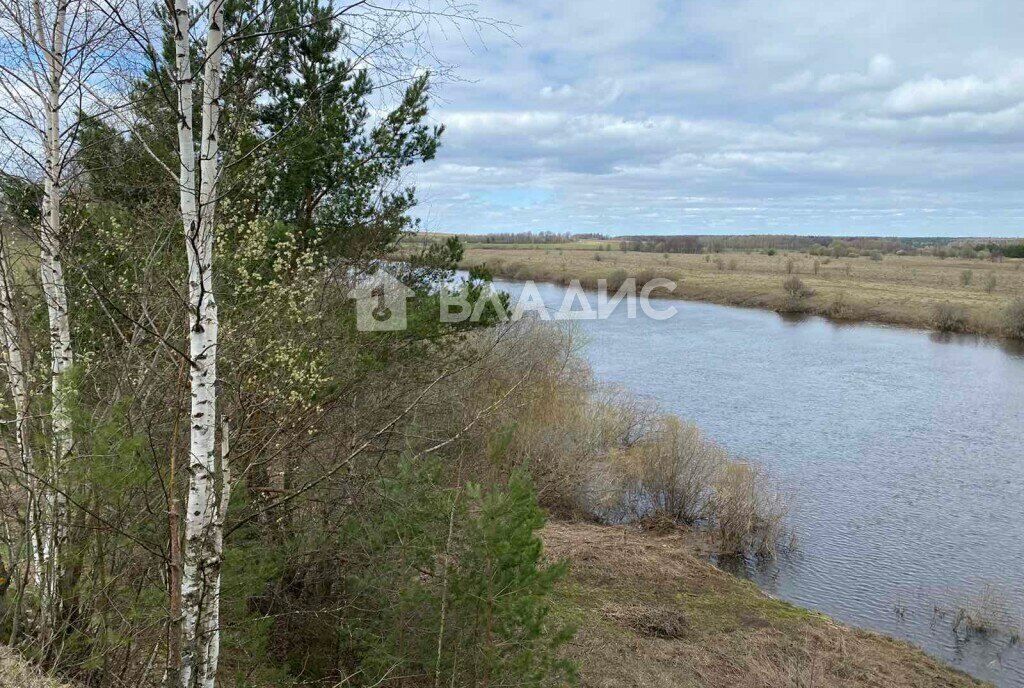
[199,418,230,688]
[176,0,226,685]
[33,0,72,627]
[0,231,43,586]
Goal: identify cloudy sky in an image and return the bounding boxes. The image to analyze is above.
[408,0,1024,237]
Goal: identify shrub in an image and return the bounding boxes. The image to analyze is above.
[960,269,973,287]
[932,302,969,332]
[950,584,1021,640]
[606,268,629,291]
[726,257,738,271]
[286,462,578,686]
[785,257,795,274]
[827,292,854,320]
[467,323,790,558]
[448,470,577,684]
[868,250,882,261]
[1004,297,1024,339]
[711,462,787,556]
[634,268,661,289]
[782,275,811,299]
[622,417,723,524]
[984,273,997,293]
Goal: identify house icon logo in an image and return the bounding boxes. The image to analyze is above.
[349,269,414,331]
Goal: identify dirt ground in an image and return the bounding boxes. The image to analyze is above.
[543,520,988,688]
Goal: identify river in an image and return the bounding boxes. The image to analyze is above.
[490,277,1024,687]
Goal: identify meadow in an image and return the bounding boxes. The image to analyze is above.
[454,239,1024,337]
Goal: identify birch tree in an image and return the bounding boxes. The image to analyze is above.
[0,0,121,635]
[164,0,230,685]
[95,1,500,683]
[0,206,42,590]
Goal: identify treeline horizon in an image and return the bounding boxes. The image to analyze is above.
[443,230,1024,247]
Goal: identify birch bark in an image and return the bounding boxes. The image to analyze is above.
[33,0,72,627]
[0,230,42,585]
[174,0,227,684]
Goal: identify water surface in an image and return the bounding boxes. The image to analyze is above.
[492,278,1024,686]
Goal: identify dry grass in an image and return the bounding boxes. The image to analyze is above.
[459,244,1024,337]
[0,647,71,688]
[544,521,990,688]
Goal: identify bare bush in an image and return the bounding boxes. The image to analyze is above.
[476,323,791,557]
[827,292,855,320]
[1004,297,1024,339]
[711,462,788,556]
[932,303,969,332]
[782,275,812,299]
[607,268,629,290]
[464,321,656,516]
[950,584,1022,639]
[620,417,723,524]
[635,268,660,288]
[984,273,997,293]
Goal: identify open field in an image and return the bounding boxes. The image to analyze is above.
[545,520,988,688]
[456,242,1024,337]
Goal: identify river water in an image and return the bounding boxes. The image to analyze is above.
[490,277,1024,686]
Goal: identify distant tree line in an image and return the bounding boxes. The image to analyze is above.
[601,234,1024,259]
[466,231,607,244]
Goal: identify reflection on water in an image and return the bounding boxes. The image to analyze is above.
[491,279,1024,687]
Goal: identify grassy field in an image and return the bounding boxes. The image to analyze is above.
[456,241,1024,337]
[545,521,988,688]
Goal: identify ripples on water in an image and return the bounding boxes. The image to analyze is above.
[490,279,1024,687]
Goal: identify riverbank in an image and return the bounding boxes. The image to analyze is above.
[458,244,1024,338]
[545,520,989,687]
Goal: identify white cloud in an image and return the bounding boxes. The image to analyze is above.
[412,0,1024,236]
[773,70,815,94]
[883,67,1024,115]
[774,54,896,95]
[816,54,896,93]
